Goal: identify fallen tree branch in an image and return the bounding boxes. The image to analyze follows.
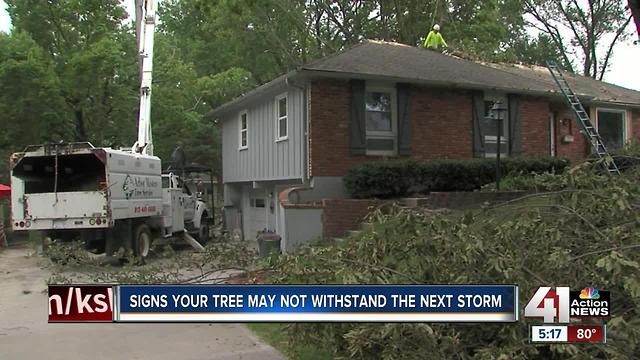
[568,244,640,262]
[486,189,606,209]
[317,255,421,284]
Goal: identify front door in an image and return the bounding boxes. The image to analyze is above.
[244,188,267,240]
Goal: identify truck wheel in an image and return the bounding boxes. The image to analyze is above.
[196,215,211,244]
[133,223,152,260]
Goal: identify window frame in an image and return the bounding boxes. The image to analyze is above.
[275,93,288,142]
[251,198,266,208]
[239,110,248,150]
[365,85,398,156]
[595,107,627,149]
[482,92,509,158]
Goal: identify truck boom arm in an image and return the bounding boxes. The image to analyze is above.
[132,0,157,156]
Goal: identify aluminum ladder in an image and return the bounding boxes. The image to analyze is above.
[545,60,620,175]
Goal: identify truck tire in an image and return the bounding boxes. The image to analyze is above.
[196,214,211,244]
[133,223,152,260]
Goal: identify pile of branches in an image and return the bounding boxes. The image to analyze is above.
[268,164,640,359]
[46,240,258,286]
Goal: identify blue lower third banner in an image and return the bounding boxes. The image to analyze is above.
[115,285,518,322]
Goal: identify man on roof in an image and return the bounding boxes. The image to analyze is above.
[424,24,448,51]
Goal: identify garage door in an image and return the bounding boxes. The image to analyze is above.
[245,190,267,239]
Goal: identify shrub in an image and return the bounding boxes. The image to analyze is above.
[344,157,569,198]
[342,160,419,199]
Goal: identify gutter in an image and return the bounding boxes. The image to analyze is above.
[298,68,578,100]
[207,67,640,119]
[298,68,640,108]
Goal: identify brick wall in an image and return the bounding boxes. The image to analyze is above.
[320,192,529,240]
[520,98,551,156]
[308,79,364,177]
[553,106,589,162]
[308,80,474,177]
[410,86,473,160]
[321,198,382,239]
[308,79,619,177]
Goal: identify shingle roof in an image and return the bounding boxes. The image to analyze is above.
[481,62,640,105]
[210,40,640,117]
[303,40,640,106]
[303,40,551,94]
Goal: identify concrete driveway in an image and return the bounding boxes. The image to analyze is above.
[0,243,284,360]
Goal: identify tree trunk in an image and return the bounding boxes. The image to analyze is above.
[630,0,640,40]
[74,108,87,141]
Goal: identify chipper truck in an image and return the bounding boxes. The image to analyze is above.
[9,0,211,259]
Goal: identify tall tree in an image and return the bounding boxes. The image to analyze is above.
[523,0,633,79]
[0,32,68,181]
[5,0,139,144]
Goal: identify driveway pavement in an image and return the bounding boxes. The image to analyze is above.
[0,242,284,360]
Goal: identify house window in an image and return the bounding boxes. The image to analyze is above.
[365,86,397,155]
[597,109,626,150]
[250,198,265,208]
[482,94,509,158]
[275,94,288,141]
[239,111,248,150]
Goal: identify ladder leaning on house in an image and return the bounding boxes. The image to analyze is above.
[545,60,620,175]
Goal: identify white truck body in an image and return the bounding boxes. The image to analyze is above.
[11,143,162,231]
[10,143,210,256]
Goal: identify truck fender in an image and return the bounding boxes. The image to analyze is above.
[192,201,208,229]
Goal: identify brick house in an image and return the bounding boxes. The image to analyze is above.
[209,40,640,250]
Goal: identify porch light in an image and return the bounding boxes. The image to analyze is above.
[490,101,507,190]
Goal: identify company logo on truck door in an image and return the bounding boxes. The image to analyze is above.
[123,175,135,199]
[122,174,159,199]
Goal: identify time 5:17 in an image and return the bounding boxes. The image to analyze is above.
[539,328,562,339]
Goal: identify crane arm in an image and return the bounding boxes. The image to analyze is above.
[133,0,157,155]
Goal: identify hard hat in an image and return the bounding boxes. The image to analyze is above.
[433,24,440,31]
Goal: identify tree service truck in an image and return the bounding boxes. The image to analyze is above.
[9,0,210,259]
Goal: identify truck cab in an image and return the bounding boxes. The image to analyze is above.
[161,173,210,241]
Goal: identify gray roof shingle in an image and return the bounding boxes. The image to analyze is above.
[481,62,640,105]
[303,40,640,105]
[210,40,640,117]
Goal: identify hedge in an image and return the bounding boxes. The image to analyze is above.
[344,157,569,198]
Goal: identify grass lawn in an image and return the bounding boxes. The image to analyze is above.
[247,323,333,360]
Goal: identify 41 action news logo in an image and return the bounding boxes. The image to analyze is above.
[524,286,610,323]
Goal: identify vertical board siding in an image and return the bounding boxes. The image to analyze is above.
[222,86,305,183]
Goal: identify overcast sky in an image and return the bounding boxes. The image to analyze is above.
[1,0,639,90]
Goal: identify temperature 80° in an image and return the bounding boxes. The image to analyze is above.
[577,328,596,339]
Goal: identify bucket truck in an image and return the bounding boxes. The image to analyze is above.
[9,0,212,259]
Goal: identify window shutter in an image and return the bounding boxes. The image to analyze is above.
[350,79,366,155]
[397,83,411,156]
[472,91,485,157]
[508,95,522,156]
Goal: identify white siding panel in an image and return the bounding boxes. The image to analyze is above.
[221,86,305,183]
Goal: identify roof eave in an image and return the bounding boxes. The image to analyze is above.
[299,68,575,100]
[206,70,300,119]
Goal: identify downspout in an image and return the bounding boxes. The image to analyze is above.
[285,77,308,184]
[283,77,308,252]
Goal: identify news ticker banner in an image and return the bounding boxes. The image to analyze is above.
[48,284,518,323]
